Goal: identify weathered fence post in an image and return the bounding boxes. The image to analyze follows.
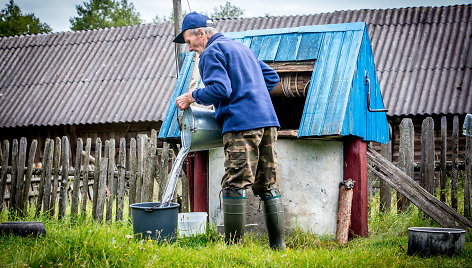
[92,138,102,219]
[16,138,27,215]
[398,118,414,211]
[128,138,137,217]
[95,157,108,223]
[35,139,50,217]
[136,135,144,203]
[440,116,447,202]
[149,130,158,201]
[106,139,116,222]
[0,141,9,212]
[142,135,153,202]
[71,138,83,218]
[116,138,126,221]
[10,139,18,213]
[420,117,435,195]
[452,116,459,210]
[380,125,392,212]
[23,140,38,214]
[58,136,70,219]
[159,142,170,201]
[81,138,91,217]
[50,138,61,216]
[42,139,54,215]
[464,115,472,220]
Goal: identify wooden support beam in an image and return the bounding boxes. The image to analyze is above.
[367,147,472,230]
[344,137,368,237]
[268,61,315,72]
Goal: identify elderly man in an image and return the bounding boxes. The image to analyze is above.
[174,12,286,250]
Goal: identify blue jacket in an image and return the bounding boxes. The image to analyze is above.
[192,33,280,134]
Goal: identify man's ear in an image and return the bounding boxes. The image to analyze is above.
[197,28,205,37]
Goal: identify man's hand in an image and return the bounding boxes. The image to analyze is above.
[176,92,195,110]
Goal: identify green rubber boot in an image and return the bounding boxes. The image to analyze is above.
[261,189,287,251]
[222,188,247,244]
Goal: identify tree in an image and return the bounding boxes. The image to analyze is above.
[211,1,244,19]
[70,0,142,31]
[0,0,52,37]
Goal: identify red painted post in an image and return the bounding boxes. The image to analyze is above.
[344,137,368,237]
[193,151,208,212]
[186,154,194,211]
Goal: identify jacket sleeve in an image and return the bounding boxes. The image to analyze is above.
[192,52,232,106]
[259,60,280,92]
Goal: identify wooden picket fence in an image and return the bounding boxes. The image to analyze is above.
[1,115,470,223]
[372,115,472,220]
[0,130,189,222]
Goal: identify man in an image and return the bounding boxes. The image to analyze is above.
[174,12,286,250]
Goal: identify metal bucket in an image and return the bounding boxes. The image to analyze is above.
[407,227,466,256]
[180,106,223,152]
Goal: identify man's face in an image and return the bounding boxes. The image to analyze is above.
[183,29,206,54]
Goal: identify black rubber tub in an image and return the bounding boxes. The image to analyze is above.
[130,202,180,243]
[407,227,466,256]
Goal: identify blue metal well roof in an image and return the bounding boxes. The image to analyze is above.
[159,22,390,144]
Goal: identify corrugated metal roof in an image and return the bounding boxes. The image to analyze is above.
[0,4,470,128]
[159,23,390,143]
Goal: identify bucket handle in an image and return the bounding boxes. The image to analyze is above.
[144,196,180,212]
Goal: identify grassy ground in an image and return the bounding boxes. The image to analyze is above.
[0,195,471,267]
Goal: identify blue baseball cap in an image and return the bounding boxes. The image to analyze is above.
[173,12,214,43]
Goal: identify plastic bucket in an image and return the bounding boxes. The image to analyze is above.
[130,202,180,243]
[407,227,466,256]
[178,212,208,237]
[180,106,223,152]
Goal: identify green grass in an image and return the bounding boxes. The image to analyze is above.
[1,195,471,267]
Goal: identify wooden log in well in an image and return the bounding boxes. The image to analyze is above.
[58,136,70,219]
[70,138,83,218]
[452,116,459,210]
[92,138,101,219]
[95,157,108,223]
[420,117,435,195]
[116,138,126,221]
[50,137,61,216]
[81,138,91,217]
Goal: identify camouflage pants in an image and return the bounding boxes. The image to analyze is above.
[221,127,278,196]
